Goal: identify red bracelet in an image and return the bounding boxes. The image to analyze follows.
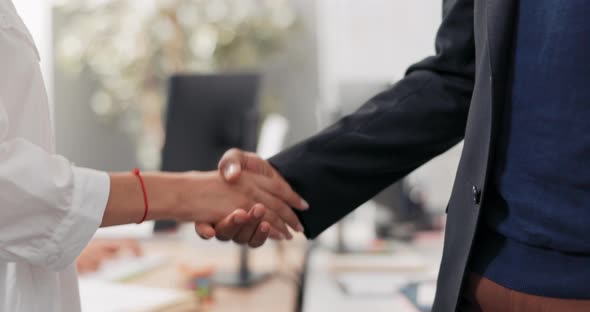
[132,168,149,224]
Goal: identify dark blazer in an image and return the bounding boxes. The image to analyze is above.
[269,1,516,311]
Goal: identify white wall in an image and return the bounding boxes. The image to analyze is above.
[316,0,442,106]
[315,1,461,211]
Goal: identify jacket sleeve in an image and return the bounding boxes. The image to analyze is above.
[269,0,475,238]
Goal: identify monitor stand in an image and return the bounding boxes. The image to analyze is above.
[212,246,272,288]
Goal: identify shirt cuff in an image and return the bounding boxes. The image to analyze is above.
[44,167,110,271]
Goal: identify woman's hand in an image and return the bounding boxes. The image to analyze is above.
[76,239,142,274]
[102,167,307,240]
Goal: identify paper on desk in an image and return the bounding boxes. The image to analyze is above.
[335,272,409,296]
[81,253,168,282]
[78,279,186,312]
[417,281,437,307]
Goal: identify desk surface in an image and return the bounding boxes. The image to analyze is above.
[301,233,444,312]
[124,236,306,312]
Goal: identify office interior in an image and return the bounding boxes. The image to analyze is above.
[17,1,459,311]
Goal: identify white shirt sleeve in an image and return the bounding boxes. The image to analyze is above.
[0,125,110,272]
[0,5,111,272]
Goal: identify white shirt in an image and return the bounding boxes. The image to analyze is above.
[0,1,110,311]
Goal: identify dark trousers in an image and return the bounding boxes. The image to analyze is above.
[458,272,590,312]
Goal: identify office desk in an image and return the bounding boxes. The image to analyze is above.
[301,234,444,312]
[124,236,306,312]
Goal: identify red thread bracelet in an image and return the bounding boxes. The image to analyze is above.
[132,168,149,224]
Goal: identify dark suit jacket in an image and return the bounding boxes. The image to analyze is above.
[269,1,516,311]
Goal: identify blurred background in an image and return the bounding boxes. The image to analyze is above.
[16,1,461,311]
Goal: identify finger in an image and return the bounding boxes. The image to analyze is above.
[195,223,216,240]
[269,228,284,240]
[249,221,271,248]
[214,209,250,241]
[247,172,308,211]
[234,204,266,244]
[263,209,293,240]
[250,184,304,233]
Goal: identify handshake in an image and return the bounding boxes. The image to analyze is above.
[168,149,307,248]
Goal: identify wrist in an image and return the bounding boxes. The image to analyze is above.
[172,171,220,222]
[141,172,185,221]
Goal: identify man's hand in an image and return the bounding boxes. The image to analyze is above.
[195,149,308,247]
[195,204,277,248]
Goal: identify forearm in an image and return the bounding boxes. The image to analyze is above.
[101,172,184,227]
[270,71,471,238]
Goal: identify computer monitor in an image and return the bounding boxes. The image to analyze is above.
[161,73,259,170]
[155,73,269,287]
[155,73,260,232]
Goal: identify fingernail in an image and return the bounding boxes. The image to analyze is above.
[260,224,270,233]
[295,223,304,233]
[253,208,264,218]
[224,163,238,179]
[301,199,310,210]
[233,214,247,224]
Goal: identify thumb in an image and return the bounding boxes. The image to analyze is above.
[221,162,242,182]
[218,149,246,183]
[219,148,275,182]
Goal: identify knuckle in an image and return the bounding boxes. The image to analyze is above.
[220,149,239,166]
[226,148,240,156]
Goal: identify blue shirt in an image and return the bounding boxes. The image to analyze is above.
[470,0,590,298]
